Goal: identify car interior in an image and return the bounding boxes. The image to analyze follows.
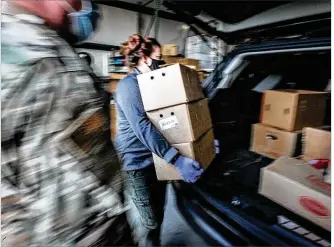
[202,48,331,184]
[182,48,332,245]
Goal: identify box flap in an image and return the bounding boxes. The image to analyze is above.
[264,157,330,196]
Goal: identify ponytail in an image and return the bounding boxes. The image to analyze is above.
[121,34,161,68]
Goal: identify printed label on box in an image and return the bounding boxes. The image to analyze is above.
[159,116,179,130]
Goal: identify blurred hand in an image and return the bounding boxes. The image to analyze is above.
[174,156,204,183]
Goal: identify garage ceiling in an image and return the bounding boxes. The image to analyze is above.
[113,0,172,12]
[94,0,292,24]
[93,0,182,21]
[164,1,292,24]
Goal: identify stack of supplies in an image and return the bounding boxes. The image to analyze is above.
[251,90,327,159]
[161,44,179,56]
[254,90,331,231]
[259,126,331,231]
[138,63,215,180]
[161,44,200,70]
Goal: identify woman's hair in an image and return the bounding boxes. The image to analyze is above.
[146,37,161,48]
[121,34,161,68]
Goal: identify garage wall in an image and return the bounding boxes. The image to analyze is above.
[87,4,190,50]
[81,4,190,76]
[87,5,137,46]
[75,48,109,76]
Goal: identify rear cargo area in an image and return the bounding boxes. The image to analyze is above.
[210,50,330,158]
[194,49,331,244]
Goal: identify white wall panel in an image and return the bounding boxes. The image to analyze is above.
[87,4,190,48]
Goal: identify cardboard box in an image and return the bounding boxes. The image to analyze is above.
[302,127,331,185]
[147,99,212,144]
[302,127,331,161]
[161,57,200,70]
[162,44,179,56]
[160,63,197,71]
[110,103,118,141]
[111,127,117,141]
[325,164,331,184]
[259,157,331,231]
[110,103,118,120]
[138,64,204,112]
[177,58,200,71]
[162,56,183,64]
[260,90,327,131]
[109,73,126,93]
[153,129,215,180]
[250,123,302,159]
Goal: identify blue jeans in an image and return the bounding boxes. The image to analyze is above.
[125,165,167,247]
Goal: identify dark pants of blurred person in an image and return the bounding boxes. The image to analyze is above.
[125,165,167,247]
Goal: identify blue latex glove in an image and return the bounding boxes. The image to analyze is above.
[214,139,220,154]
[174,155,204,183]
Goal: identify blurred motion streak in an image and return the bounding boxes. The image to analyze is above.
[1,1,133,246]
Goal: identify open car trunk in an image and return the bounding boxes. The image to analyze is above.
[173,45,331,246]
[210,49,331,154]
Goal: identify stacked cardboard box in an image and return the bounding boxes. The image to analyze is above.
[162,55,182,65]
[110,101,118,141]
[162,44,179,56]
[303,127,331,185]
[109,73,126,94]
[302,127,331,161]
[162,56,200,71]
[251,90,327,159]
[260,156,331,231]
[259,127,331,231]
[109,73,126,141]
[138,63,215,180]
[252,90,331,231]
[161,44,199,70]
[177,58,200,71]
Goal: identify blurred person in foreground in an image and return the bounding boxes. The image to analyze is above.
[1,0,133,246]
[114,34,204,247]
[78,51,93,67]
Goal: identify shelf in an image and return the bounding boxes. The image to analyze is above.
[109,71,128,73]
[74,42,120,51]
[109,63,125,66]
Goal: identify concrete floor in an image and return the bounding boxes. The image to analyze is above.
[127,184,208,246]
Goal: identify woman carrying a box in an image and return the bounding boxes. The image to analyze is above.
[114,34,204,246]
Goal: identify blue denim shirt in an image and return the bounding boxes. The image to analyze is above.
[114,71,179,171]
